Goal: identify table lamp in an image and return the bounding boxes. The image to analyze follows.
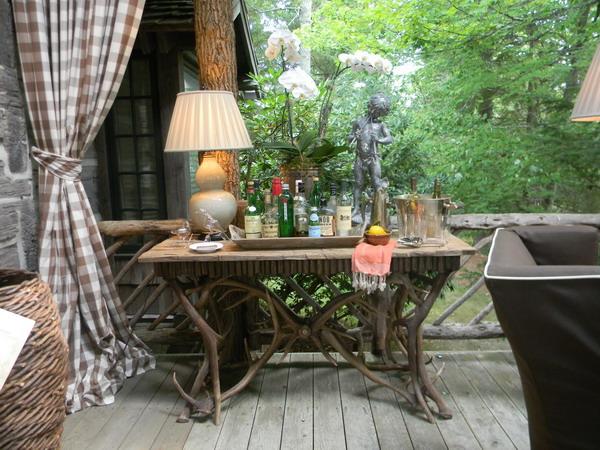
[571,44,600,121]
[164,90,253,230]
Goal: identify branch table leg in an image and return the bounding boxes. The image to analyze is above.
[167,278,222,424]
[400,272,452,421]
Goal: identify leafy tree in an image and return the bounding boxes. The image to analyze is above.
[244,0,600,212]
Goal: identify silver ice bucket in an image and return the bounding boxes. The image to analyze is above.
[395,195,455,246]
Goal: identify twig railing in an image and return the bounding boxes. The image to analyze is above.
[99,214,600,342]
[423,213,600,339]
[100,220,185,329]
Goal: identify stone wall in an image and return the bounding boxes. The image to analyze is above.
[0,0,37,270]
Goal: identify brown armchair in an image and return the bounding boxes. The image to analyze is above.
[485,225,600,450]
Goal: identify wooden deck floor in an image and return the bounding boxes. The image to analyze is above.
[62,351,529,450]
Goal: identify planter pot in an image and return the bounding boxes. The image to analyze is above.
[0,270,68,450]
[281,166,320,196]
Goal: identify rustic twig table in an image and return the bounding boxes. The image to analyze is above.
[139,235,475,424]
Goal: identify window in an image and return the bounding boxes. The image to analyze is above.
[106,54,166,222]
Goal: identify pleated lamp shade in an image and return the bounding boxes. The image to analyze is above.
[571,45,600,122]
[164,90,253,151]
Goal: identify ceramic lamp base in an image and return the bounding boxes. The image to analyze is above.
[189,190,237,231]
[189,154,237,231]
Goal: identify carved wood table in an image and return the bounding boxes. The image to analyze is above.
[139,235,475,424]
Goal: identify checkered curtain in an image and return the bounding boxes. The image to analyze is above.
[13,0,155,413]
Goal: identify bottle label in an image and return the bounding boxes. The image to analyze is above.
[262,223,279,238]
[308,225,321,238]
[319,215,334,236]
[336,206,352,234]
[282,199,288,221]
[245,216,262,238]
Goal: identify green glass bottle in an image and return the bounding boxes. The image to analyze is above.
[244,181,262,238]
[254,179,265,213]
[432,178,442,199]
[309,176,322,208]
[278,183,294,237]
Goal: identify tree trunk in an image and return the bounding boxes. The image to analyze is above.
[194,0,240,199]
[563,2,591,103]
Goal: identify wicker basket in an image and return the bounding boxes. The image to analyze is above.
[0,270,68,450]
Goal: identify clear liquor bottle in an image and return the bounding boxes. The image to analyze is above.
[244,181,262,238]
[308,206,321,237]
[319,198,335,237]
[335,183,352,236]
[294,181,308,237]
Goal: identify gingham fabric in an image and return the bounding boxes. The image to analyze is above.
[13,0,155,413]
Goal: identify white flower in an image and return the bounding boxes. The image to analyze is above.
[267,30,303,63]
[265,45,279,61]
[338,53,351,65]
[278,67,319,99]
[284,47,304,63]
[337,50,393,74]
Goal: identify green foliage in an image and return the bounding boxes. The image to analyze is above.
[245,0,600,212]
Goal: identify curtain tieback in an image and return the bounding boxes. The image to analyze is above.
[31,147,82,181]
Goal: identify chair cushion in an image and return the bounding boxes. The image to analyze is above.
[514,225,598,266]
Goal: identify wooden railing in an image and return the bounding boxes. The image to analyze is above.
[99,214,600,343]
[423,213,600,339]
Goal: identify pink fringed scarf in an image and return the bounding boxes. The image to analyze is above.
[352,240,397,293]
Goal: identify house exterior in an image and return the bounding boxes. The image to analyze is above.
[0,0,257,272]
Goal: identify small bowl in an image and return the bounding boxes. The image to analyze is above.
[365,232,391,246]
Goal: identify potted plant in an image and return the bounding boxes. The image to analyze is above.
[242,30,393,194]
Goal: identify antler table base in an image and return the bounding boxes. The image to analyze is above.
[139,236,475,425]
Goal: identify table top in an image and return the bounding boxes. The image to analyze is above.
[139,234,476,264]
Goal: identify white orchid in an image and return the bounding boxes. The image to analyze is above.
[265,29,303,63]
[264,45,279,61]
[337,50,393,74]
[278,67,319,99]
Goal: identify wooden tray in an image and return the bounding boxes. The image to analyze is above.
[231,235,363,250]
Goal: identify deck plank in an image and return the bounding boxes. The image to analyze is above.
[86,360,176,450]
[281,353,314,450]
[313,354,345,450]
[435,354,515,449]
[365,373,413,450]
[61,351,527,450]
[428,355,482,450]
[213,368,265,450]
[337,358,380,450]
[248,355,290,450]
[62,369,146,450]
[477,352,526,416]
[119,360,195,449]
[454,353,529,449]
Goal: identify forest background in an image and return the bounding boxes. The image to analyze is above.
[240,0,600,214]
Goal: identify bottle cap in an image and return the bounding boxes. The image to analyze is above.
[282,183,290,190]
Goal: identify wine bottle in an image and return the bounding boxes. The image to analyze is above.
[336,182,352,236]
[261,192,279,238]
[244,181,262,238]
[308,206,321,237]
[278,183,294,237]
